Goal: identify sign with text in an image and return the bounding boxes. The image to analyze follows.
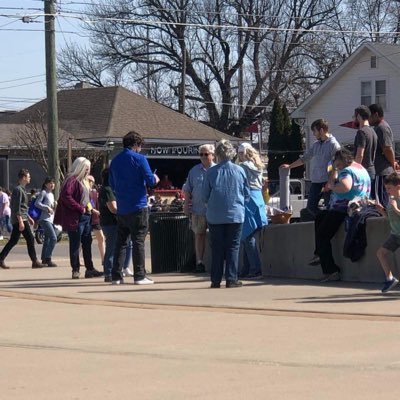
[143,144,200,157]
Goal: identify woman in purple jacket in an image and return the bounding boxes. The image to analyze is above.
[54,157,103,279]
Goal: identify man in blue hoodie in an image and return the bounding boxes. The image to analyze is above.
[109,131,159,285]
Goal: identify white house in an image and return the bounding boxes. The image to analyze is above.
[291,42,400,152]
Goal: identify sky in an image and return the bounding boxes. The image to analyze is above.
[0,0,87,111]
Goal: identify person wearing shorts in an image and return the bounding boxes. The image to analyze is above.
[183,144,215,273]
[376,173,400,293]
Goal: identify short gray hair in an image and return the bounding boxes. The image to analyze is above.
[199,144,215,154]
[215,139,236,162]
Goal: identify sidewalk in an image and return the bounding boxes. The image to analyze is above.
[1,241,400,400]
[0,241,399,318]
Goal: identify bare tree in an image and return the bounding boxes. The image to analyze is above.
[57,0,344,135]
[13,111,104,182]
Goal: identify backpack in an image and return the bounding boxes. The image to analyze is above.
[28,197,42,221]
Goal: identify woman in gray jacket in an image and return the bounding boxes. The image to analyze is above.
[35,177,57,267]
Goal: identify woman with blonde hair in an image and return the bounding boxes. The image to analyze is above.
[237,143,268,279]
[54,157,103,279]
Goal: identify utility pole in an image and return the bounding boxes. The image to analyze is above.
[146,25,151,99]
[179,39,186,114]
[238,13,243,119]
[44,0,60,196]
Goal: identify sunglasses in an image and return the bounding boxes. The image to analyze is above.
[199,153,210,156]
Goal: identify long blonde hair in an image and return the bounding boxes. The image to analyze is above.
[242,146,264,170]
[68,157,91,188]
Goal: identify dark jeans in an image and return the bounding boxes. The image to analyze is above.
[0,221,37,262]
[240,233,262,276]
[314,210,347,274]
[102,224,130,278]
[208,223,243,284]
[374,176,389,207]
[307,182,329,216]
[67,214,94,272]
[112,208,148,281]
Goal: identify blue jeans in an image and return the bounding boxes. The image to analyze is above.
[208,223,243,284]
[112,208,148,281]
[102,225,132,277]
[39,220,57,261]
[240,233,261,276]
[67,214,94,272]
[0,215,12,235]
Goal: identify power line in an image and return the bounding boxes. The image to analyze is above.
[0,80,45,91]
[0,74,45,85]
[4,10,400,37]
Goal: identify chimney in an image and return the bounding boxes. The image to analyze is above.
[74,81,93,89]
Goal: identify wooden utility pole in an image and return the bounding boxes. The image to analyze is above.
[44,0,60,196]
[238,13,243,119]
[179,40,186,114]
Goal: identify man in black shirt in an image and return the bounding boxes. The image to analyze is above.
[353,105,378,197]
[369,103,396,207]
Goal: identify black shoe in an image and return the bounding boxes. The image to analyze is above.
[210,282,220,288]
[226,280,243,288]
[84,269,104,278]
[104,276,112,283]
[0,259,10,269]
[43,258,58,267]
[32,260,45,269]
[195,262,206,273]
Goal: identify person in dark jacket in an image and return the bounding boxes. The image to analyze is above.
[54,157,103,279]
[0,169,45,269]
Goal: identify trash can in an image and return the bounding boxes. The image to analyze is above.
[149,212,195,273]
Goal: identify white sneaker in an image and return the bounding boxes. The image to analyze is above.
[123,267,134,277]
[0,236,3,241]
[134,276,154,285]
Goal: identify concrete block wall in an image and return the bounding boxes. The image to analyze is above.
[203,217,400,283]
[259,217,400,283]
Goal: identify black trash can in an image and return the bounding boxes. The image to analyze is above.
[149,212,195,273]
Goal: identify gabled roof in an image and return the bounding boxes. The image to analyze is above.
[2,86,234,143]
[291,42,400,118]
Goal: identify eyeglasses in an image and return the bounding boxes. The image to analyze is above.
[199,153,210,156]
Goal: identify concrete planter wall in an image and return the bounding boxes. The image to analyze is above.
[259,218,399,283]
[204,217,400,283]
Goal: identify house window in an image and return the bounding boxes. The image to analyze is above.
[375,80,386,109]
[361,81,372,106]
[370,55,377,68]
[360,80,386,109]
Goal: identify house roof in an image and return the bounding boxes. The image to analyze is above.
[291,42,400,118]
[1,86,234,144]
[0,123,93,150]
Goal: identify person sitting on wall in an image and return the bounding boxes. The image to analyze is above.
[158,174,173,190]
[310,149,370,283]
